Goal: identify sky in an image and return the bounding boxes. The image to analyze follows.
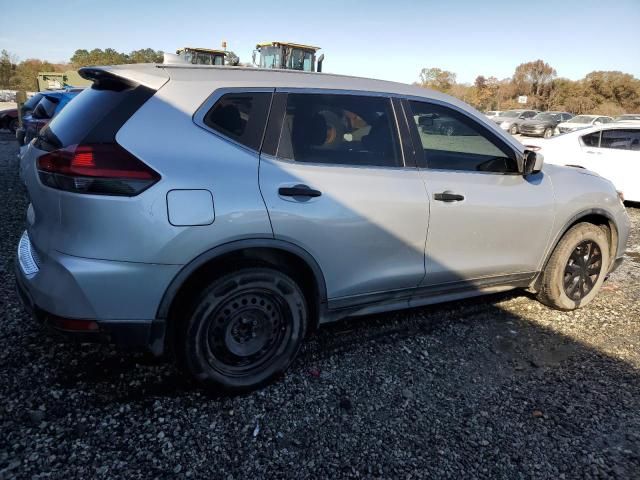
[1,0,639,84]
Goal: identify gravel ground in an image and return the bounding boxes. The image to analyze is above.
[1,131,639,479]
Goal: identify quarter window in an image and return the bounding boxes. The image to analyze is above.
[277,93,402,167]
[408,101,518,173]
[600,129,640,151]
[203,92,272,151]
[581,131,600,147]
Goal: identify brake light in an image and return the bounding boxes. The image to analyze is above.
[37,143,160,196]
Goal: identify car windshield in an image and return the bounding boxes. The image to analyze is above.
[499,111,520,118]
[533,113,556,121]
[567,116,594,124]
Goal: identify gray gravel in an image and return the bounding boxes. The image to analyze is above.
[1,131,639,479]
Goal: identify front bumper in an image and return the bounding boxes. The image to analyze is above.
[15,231,180,354]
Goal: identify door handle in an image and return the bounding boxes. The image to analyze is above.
[278,185,322,198]
[434,191,464,202]
[586,150,602,155]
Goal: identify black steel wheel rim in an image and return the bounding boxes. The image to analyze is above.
[563,240,602,300]
[203,288,291,375]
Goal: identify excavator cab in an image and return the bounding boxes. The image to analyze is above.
[254,42,324,72]
[176,47,227,66]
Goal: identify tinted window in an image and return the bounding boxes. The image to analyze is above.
[203,92,272,151]
[581,131,600,147]
[277,93,402,167]
[600,129,640,151]
[409,101,518,173]
[37,82,154,151]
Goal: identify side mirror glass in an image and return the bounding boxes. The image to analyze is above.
[523,150,544,176]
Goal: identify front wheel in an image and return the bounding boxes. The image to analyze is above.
[537,223,610,310]
[181,268,308,392]
[543,127,553,139]
[8,118,19,133]
[509,124,518,135]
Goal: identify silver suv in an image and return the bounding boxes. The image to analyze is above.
[16,65,630,392]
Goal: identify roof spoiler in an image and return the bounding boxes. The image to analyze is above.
[79,65,169,90]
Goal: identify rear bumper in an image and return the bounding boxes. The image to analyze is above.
[15,231,181,354]
[16,268,165,350]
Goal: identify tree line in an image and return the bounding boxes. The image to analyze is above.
[0,48,164,91]
[417,60,640,116]
[2,49,638,115]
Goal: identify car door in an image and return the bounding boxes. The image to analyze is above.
[581,128,640,200]
[402,99,555,286]
[259,92,429,300]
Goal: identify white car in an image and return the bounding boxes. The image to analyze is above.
[556,115,613,134]
[485,110,503,119]
[523,124,640,202]
[613,114,640,124]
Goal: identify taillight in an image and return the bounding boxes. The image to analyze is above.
[37,143,160,196]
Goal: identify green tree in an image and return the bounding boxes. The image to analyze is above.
[418,67,457,92]
[512,60,557,109]
[0,50,17,89]
[128,48,164,63]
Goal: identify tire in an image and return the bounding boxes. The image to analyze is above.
[543,127,553,139]
[537,223,610,311]
[181,268,308,392]
[8,118,18,134]
[509,124,518,135]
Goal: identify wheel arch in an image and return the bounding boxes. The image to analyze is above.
[156,239,328,352]
[536,208,619,288]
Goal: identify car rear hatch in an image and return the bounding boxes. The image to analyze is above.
[23,65,169,260]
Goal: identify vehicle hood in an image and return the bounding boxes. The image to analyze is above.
[557,122,588,130]
[543,162,602,180]
[520,119,555,127]
[493,116,516,124]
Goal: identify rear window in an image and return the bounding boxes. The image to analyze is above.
[37,82,154,151]
[202,92,272,151]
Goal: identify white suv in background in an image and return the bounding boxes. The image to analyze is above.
[557,115,613,134]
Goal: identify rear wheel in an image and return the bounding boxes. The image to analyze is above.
[8,118,18,133]
[537,223,609,310]
[509,124,518,135]
[543,127,553,138]
[181,268,308,392]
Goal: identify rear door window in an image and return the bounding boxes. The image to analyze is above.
[203,92,272,151]
[276,93,402,167]
[581,131,601,147]
[600,129,640,151]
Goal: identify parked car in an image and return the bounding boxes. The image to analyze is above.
[0,108,18,133]
[519,111,573,138]
[16,88,84,145]
[18,90,81,147]
[523,124,640,202]
[613,114,640,124]
[16,64,629,392]
[492,109,538,134]
[485,110,503,119]
[556,115,613,134]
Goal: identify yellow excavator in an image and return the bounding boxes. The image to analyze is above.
[253,41,324,72]
[174,47,228,65]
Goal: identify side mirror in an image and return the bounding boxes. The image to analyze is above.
[523,150,544,176]
[594,121,601,125]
